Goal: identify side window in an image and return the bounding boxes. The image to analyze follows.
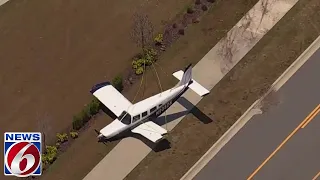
[150,106,157,113]
[142,111,148,117]
[158,104,162,108]
[133,115,140,122]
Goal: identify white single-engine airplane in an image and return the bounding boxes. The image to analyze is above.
[90,64,210,143]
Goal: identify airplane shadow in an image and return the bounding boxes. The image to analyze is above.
[98,97,213,152]
[154,97,214,125]
[98,131,171,152]
[177,97,214,124]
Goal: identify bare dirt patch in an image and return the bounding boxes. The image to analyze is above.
[124,0,320,180]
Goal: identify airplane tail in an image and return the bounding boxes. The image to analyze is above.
[172,64,210,97]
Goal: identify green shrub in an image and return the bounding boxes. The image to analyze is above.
[135,67,144,75]
[42,146,58,165]
[72,97,101,131]
[70,131,79,139]
[80,108,90,123]
[132,59,147,75]
[56,133,68,143]
[132,61,138,69]
[112,75,124,92]
[88,97,100,115]
[132,48,158,75]
[145,49,157,63]
[145,48,157,59]
[42,154,48,165]
[72,114,83,130]
[132,58,145,69]
[154,33,163,45]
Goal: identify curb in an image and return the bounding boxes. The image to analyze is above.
[180,35,320,180]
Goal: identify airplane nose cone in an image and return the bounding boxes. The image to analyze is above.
[97,134,105,141]
[97,134,103,139]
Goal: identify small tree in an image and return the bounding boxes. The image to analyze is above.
[130,11,154,53]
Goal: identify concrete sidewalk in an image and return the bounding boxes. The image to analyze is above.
[0,0,9,6]
[83,0,299,180]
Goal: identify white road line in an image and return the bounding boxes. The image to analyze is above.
[83,0,299,179]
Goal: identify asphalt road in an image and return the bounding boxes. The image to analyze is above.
[194,48,320,180]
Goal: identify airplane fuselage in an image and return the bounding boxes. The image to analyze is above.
[100,82,191,141]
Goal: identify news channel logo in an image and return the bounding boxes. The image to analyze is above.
[4,132,42,177]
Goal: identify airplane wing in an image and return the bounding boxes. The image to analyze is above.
[90,82,132,117]
[131,121,168,143]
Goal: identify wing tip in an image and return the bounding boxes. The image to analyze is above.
[90,81,111,94]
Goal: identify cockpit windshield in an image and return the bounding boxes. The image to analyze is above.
[118,111,131,125]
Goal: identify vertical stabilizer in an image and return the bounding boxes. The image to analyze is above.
[177,63,192,86]
[172,64,210,96]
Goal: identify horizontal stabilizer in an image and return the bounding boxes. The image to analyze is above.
[131,121,167,143]
[90,82,132,117]
[173,70,210,96]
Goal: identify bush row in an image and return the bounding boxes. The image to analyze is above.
[42,131,79,166]
[42,75,124,167]
[72,75,124,131]
[72,97,101,130]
